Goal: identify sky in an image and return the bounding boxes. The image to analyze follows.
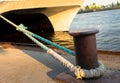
[82,0,120,6]
[0,0,119,5]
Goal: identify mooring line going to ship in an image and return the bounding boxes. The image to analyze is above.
[0,14,106,79]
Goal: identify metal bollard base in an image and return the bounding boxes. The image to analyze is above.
[55,69,120,83]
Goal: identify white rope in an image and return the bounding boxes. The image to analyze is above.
[83,61,106,78]
[47,49,106,79]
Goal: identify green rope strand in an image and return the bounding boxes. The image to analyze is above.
[24,32,49,51]
[18,24,75,55]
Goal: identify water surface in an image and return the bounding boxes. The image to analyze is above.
[51,9,120,51]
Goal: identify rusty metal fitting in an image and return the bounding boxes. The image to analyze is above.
[69,28,99,69]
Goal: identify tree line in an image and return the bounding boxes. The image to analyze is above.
[80,1,120,12]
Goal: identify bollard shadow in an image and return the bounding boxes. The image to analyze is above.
[22,49,75,79]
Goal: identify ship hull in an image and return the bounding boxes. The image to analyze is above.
[0,0,84,31]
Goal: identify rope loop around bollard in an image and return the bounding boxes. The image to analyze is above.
[47,49,106,79]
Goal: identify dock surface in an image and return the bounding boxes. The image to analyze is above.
[0,43,120,83]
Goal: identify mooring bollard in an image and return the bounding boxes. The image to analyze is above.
[69,28,99,69]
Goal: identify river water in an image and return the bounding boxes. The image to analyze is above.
[1,9,120,52]
[46,9,120,52]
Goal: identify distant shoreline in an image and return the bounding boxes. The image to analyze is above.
[78,7,120,14]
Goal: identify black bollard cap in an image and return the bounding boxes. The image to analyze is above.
[69,28,99,37]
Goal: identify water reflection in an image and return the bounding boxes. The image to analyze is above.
[51,31,74,49]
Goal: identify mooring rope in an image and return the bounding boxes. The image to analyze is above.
[0,14,106,79]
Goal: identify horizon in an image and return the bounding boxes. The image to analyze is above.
[82,0,120,6]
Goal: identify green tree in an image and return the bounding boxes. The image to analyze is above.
[112,2,115,7]
[117,1,120,6]
[91,3,97,9]
[85,5,90,10]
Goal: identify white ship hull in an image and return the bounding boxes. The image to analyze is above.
[0,0,84,31]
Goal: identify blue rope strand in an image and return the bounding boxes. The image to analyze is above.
[23,32,49,51]
[31,33,75,55]
[18,24,75,55]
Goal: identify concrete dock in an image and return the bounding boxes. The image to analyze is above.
[0,43,120,83]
